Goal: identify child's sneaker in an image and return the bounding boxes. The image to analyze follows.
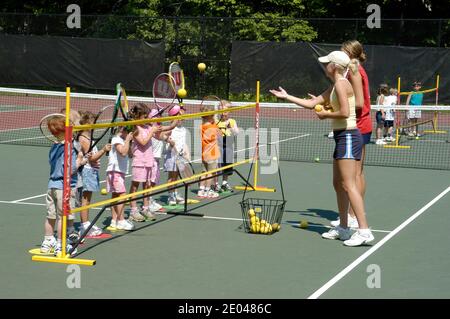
[344,229,374,247]
[79,222,102,237]
[211,184,221,193]
[197,189,207,198]
[149,201,163,212]
[141,207,157,221]
[207,189,220,198]
[175,193,185,204]
[116,219,135,231]
[68,231,80,245]
[107,220,117,231]
[321,226,352,241]
[168,194,177,206]
[54,242,77,257]
[40,237,56,254]
[129,209,146,222]
[221,183,233,192]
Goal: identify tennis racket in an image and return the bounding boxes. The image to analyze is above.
[104,84,128,156]
[153,73,177,117]
[84,104,116,154]
[39,113,69,144]
[169,62,185,107]
[175,149,195,180]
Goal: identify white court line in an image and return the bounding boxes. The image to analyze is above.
[10,133,311,202]
[307,186,450,299]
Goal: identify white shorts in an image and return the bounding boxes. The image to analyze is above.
[407,109,421,119]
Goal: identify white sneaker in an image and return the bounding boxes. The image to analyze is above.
[107,220,117,231]
[322,226,352,241]
[330,214,359,228]
[198,189,207,198]
[40,237,56,254]
[149,201,163,212]
[328,131,334,138]
[168,195,177,206]
[207,189,220,198]
[140,207,157,221]
[116,219,135,231]
[175,193,185,204]
[344,230,374,246]
[79,222,102,237]
[376,139,386,145]
[54,242,77,257]
[129,209,146,222]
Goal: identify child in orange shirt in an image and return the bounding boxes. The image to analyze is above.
[198,104,221,198]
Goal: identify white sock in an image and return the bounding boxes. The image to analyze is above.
[358,228,372,235]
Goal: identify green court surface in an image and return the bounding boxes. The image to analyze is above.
[0,144,449,299]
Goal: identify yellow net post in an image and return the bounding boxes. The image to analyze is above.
[32,86,96,266]
[235,81,275,193]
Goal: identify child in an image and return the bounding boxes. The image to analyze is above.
[148,107,180,210]
[128,103,161,221]
[106,126,135,231]
[77,111,111,237]
[375,84,389,145]
[198,104,221,199]
[216,100,239,192]
[40,115,87,256]
[406,81,424,137]
[383,88,398,142]
[163,105,189,205]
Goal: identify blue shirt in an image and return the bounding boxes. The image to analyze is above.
[409,92,423,106]
[48,143,78,189]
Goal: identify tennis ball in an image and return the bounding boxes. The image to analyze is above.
[255,207,262,213]
[198,62,206,72]
[250,224,257,233]
[177,88,187,98]
[248,208,255,217]
[272,223,280,232]
[250,216,260,224]
[260,219,267,225]
[300,220,308,229]
[415,136,419,140]
[268,224,273,233]
[314,157,320,163]
[314,104,323,112]
[101,188,107,195]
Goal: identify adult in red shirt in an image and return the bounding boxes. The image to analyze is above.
[331,40,372,228]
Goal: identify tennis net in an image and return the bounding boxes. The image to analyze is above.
[1,87,449,170]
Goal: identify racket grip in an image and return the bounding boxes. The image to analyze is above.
[105,137,112,156]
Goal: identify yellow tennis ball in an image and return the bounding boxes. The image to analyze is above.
[101,188,107,195]
[250,224,257,233]
[250,216,260,224]
[314,157,320,163]
[272,223,281,231]
[314,104,323,112]
[300,220,308,228]
[268,224,273,233]
[177,88,187,98]
[415,136,419,140]
[198,62,206,72]
[260,219,267,225]
[248,209,255,217]
[254,207,262,213]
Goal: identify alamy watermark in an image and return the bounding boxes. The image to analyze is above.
[366,264,381,289]
[66,4,81,29]
[366,4,381,29]
[66,264,81,288]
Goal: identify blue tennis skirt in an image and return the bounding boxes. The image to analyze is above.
[333,129,363,161]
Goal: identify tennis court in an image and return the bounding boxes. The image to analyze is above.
[1,130,449,298]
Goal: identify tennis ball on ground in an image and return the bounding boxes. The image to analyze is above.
[101,188,107,195]
[300,220,308,228]
[177,88,187,98]
[415,136,420,140]
[314,157,320,163]
[314,104,323,112]
[198,62,206,72]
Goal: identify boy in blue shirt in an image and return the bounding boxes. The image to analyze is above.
[40,116,87,256]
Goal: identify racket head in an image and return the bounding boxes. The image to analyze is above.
[153,73,176,113]
[169,62,185,93]
[92,104,115,141]
[116,83,129,121]
[39,113,68,143]
[175,153,194,179]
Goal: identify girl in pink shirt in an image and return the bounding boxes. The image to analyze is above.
[128,103,161,222]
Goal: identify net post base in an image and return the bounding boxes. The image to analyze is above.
[383,145,411,149]
[32,255,96,266]
[235,186,276,192]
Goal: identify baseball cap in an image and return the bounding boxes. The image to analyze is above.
[318,51,351,68]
